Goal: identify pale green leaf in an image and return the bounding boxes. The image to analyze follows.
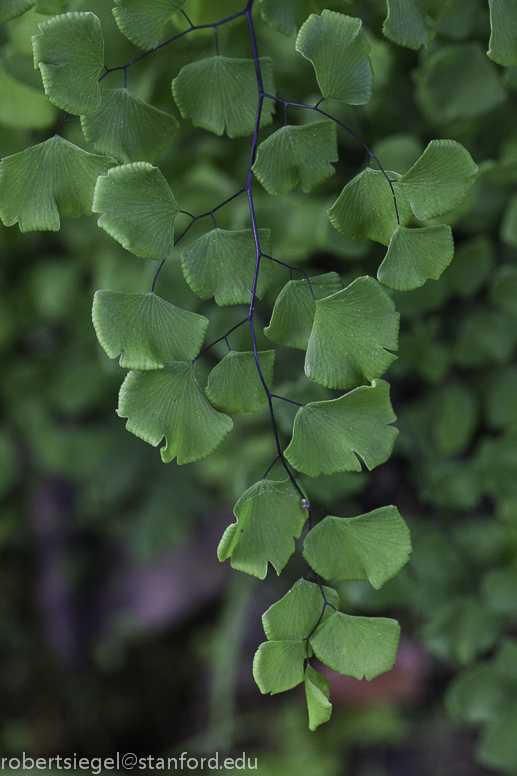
[172,56,275,138]
[262,579,340,641]
[488,0,517,67]
[415,42,506,123]
[285,379,398,476]
[81,88,178,163]
[378,225,454,291]
[264,273,343,350]
[217,479,307,579]
[399,140,478,220]
[113,0,186,50]
[328,168,411,246]
[0,136,115,232]
[305,277,399,390]
[32,12,104,115]
[253,641,306,694]
[205,350,274,413]
[303,507,411,589]
[383,0,430,50]
[305,665,332,731]
[0,67,56,129]
[181,229,272,305]
[0,0,35,23]
[252,121,337,195]
[296,11,372,104]
[310,611,400,680]
[35,0,67,12]
[93,162,179,260]
[92,291,208,368]
[117,363,233,464]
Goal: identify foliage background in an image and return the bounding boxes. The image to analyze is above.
[1,0,517,773]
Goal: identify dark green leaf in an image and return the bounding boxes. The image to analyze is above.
[262,579,339,641]
[118,363,233,464]
[253,640,306,694]
[378,225,454,291]
[296,11,372,104]
[303,507,411,589]
[113,0,186,50]
[93,162,180,260]
[0,136,115,232]
[205,350,274,413]
[217,479,307,579]
[32,12,104,115]
[310,611,400,680]
[81,88,178,163]
[305,277,399,390]
[181,229,272,306]
[383,0,430,50]
[488,0,517,67]
[172,56,275,138]
[92,291,208,368]
[264,273,343,350]
[252,121,338,195]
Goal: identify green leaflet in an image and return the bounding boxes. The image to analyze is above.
[303,507,411,589]
[422,597,500,665]
[0,136,116,232]
[264,272,343,350]
[0,0,35,23]
[262,579,339,641]
[489,264,517,316]
[258,0,298,35]
[433,383,478,455]
[399,140,478,220]
[310,611,400,680]
[305,665,332,731]
[285,379,398,476]
[81,89,178,164]
[488,0,517,67]
[205,350,275,413]
[32,12,104,115]
[93,163,180,260]
[0,67,56,129]
[415,42,506,123]
[172,56,275,138]
[113,0,186,50]
[377,225,454,291]
[328,168,411,246]
[35,0,67,11]
[253,641,306,695]
[118,363,233,464]
[305,277,399,390]
[92,291,208,368]
[181,228,272,306]
[382,0,430,50]
[217,479,307,579]
[252,121,338,195]
[296,11,372,105]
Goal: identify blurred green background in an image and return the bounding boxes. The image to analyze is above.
[1,0,517,774]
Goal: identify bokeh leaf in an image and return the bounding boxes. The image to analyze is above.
[399,140,477,220]
[488,0,517,67]
[382,0,430,50]
[305,276,399,390]
[172,56,275,138]
[264,272,343,350]
[93,162,179,260]
[253,640,306,694]
[0,136,115,232]
[32,12,104,115]
[0,0,35,23]
[252,121,338,194]
[181,228,272,305]
[92,291,208,368]
[296,10,372,104]
[217,479,307,579]
[113,0,186,50]
[303,507,411,588]
[205,350,274,413]
[118,363,233,464]
[310,611,400,680]
[328,168,411,246]
[81,88,178,163]
[0,66,56,129]
[262,579,339,641]
[285,379,398,476]
[378,225,454,291]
